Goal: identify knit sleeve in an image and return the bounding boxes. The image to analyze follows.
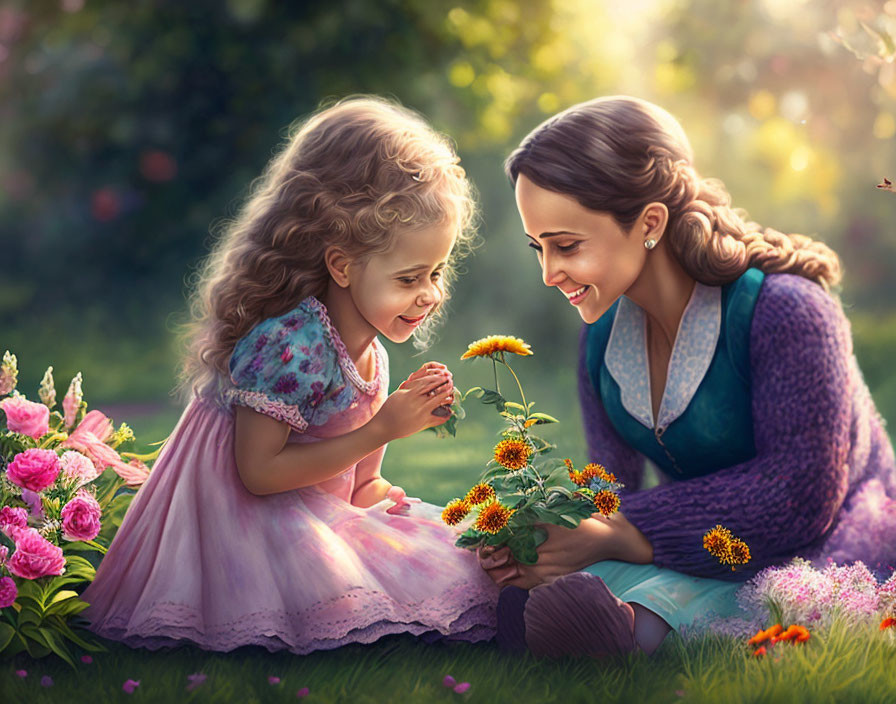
[618,275,852,581]
[577,325,646,491]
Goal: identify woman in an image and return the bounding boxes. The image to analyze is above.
[479,96,896,658]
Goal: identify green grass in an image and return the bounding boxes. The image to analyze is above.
[5,620,896,703]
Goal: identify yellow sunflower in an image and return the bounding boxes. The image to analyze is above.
[441,499,471,526]
[592,490,621,517]
[473,501,514,534]
[461,335,533,360]
[493,439,532,470]
[464,483,496,506]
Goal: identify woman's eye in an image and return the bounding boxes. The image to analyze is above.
[527,243,543,253]
[556,242,579,253]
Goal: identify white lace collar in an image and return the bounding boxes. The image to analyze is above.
[604,282,721,431]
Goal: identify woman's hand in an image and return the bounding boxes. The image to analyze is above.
[477,513,654,590]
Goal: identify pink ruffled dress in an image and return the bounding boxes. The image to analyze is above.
[81,296,498,653]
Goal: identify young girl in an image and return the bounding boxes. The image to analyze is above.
[481,95,896,658]
[82,96,499,654]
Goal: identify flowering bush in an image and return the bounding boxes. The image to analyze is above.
[737,557,896,631]
[0,351,162,667]
[442,336,622,564]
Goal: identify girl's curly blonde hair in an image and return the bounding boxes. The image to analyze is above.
[178,96,478,403]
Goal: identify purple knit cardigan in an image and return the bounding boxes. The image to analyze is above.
[578,273,896,580]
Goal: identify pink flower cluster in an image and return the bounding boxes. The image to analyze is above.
[61,410,149,486]
[737,557,895,628]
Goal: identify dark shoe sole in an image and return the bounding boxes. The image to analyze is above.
[524,572,636,658]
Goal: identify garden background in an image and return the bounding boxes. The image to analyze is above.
[3,1,896,701]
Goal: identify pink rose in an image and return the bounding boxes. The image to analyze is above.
[7,528,66,579]
[61,491,102,542]
[0,576,16,608]
[60,450,98,486]
[0,506,28,531]
[6,448,61,492]
[0,545,7,565]
[0,396,50,439]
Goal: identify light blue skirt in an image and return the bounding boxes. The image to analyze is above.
[582,560,746,633]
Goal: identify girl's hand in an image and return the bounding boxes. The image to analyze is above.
[477,514,653,590]
[372,368,455,440]
[384,485,422,515]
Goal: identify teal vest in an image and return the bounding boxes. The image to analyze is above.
[583,268,765,479]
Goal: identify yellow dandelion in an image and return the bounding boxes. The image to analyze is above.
[441,499,471,526]
[461,335,533,360]
[583,463,616,484]
[473,501,514,534]
[465,483,496,506]
[493,439,532,470]
[702,525,733,559]
[592,490,621,517]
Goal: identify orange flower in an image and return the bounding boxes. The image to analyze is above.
[461,335,533,360]
[752,646,767,657]
[464,483,496,506]
[441,499,470,526]
[748,623,783,646]
[493,439,531,470]
[592,490,621,517]
[728,539,752,566]
[772,624,810,644]
[702,525,732,559]
[881,617,896,631]
[583,463,616,484]
[473,501,514,534]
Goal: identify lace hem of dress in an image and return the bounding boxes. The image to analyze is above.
[226,389,309,433]
[305,296,383,396]
[87,583,497,655]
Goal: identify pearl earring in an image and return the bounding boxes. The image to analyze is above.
[644,238,657,250]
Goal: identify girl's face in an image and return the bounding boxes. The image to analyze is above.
[348,221,456,343]
[514,174,647,324]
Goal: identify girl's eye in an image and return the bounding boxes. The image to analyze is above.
[398,277,417,285]
[431,270,443,280]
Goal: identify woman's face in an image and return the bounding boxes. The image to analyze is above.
[514,174,647,324]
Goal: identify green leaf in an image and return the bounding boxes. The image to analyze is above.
[503,402,526,412]
[63,539,107,555]
[36,625,76,668]
[0,622,15,652]
[559,513,583,528]
[454,531,484,550]
[527,412,559,425]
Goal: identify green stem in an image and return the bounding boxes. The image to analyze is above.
[492,357,500,395]
[502,355,527,412]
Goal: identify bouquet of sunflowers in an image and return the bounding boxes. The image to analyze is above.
[0,351,161,666]
[442,336,624,564]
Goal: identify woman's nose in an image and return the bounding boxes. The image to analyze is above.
[541,252,565,287]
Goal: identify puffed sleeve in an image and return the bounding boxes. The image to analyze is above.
[227,304,340,433]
